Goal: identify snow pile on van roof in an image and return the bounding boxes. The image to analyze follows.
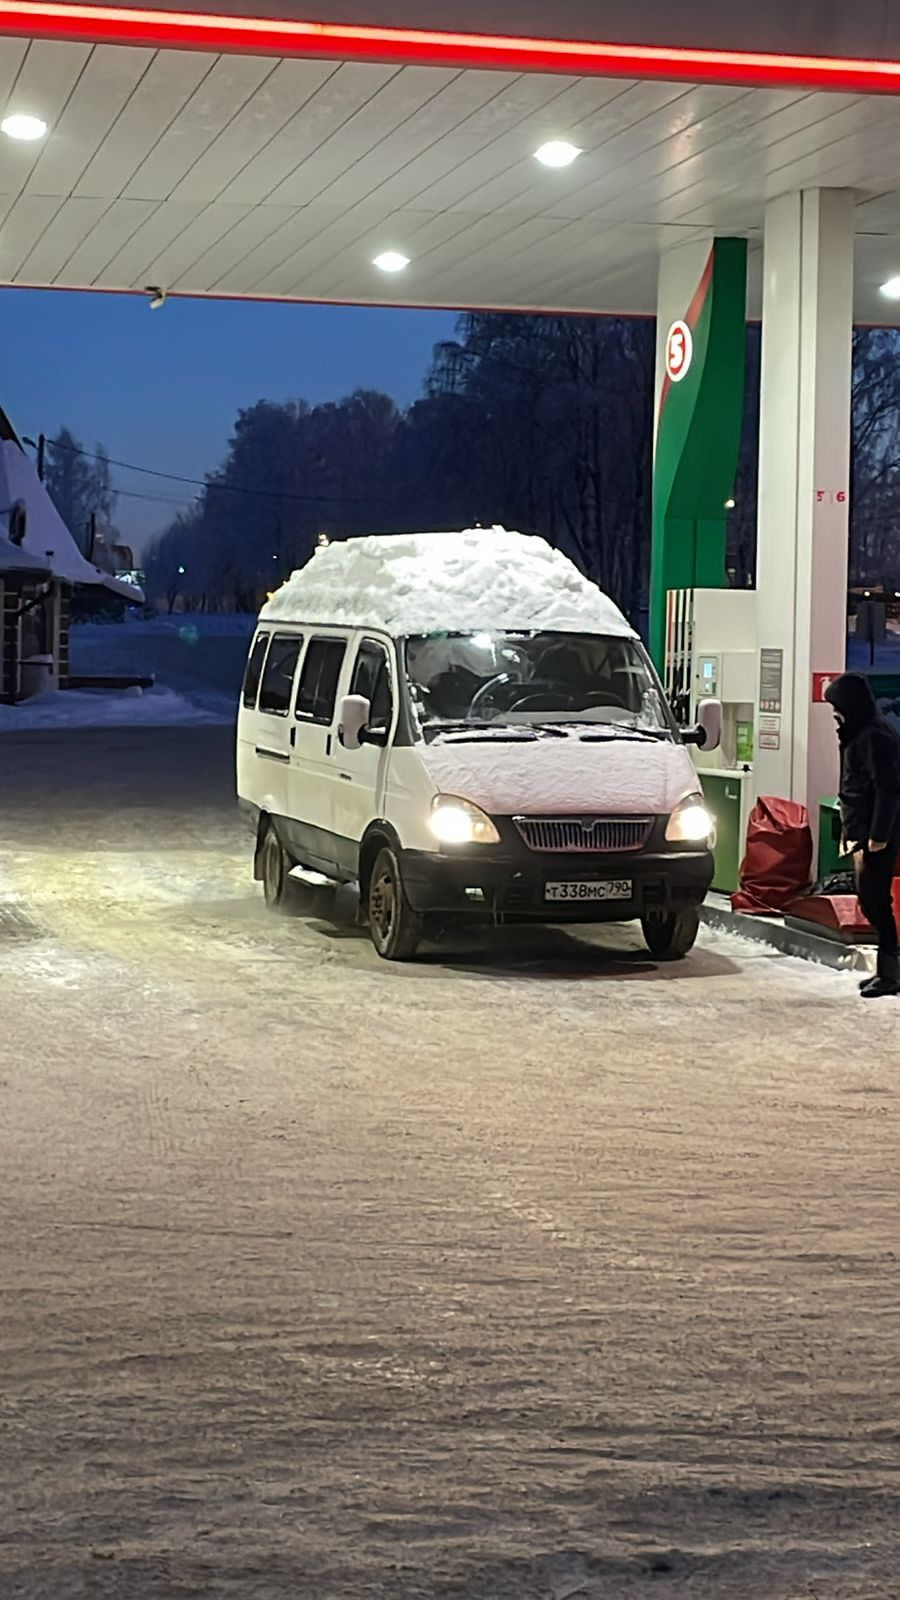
[260,528,635,637]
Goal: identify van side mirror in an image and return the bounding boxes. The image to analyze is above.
[339,693,371,750]
[684,697,722,752]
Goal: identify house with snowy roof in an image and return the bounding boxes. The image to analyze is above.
[0,411,143,703]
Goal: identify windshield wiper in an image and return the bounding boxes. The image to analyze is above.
[578,724,668,743]
[425,720,538,741]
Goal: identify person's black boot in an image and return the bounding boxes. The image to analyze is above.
[861,975,900,999]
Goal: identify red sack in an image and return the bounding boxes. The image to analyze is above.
[783,894,873,940]
[732,796,813,916]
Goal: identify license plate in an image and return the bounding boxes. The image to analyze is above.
[545,880,633,903]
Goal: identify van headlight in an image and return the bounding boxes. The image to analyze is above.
[430,795,500,846]
[666,793,716,846]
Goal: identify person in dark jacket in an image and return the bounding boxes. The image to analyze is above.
[824,672,900,998]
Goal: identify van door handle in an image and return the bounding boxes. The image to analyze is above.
[339,773,352,782]
[289,727,296,749]
[325,734,332,756]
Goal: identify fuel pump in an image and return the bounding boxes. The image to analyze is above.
[665,588,758,892]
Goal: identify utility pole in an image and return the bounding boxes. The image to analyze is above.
[23,433,47,479]
[87,511,97,562]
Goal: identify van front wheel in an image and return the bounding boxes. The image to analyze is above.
[641,907,700,961]
[368,846,423,961]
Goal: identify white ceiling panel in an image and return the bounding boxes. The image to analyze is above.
[264,66,461,209]
[74,51,216,199]
[396,72,637,216]
[216,62,399,207]
[123,54,280,202]
[409,78,688,215]
[321,207,495,299]
[0,40,92,197]
[263,206,453,297]
[168,58,338,205]
[207,206,325,294]
[100,195,207,283]
[171,203,299,291]
[458,82,749,220]
[24,47,152,198]
[308,71,513,214]
[0,38,896,320]
[141,200,253,284]
[18,193,108,279]
[321,70,557,219]
[61,197,157,283]
[0,191,62,277]
[534,88,812,226]
[0,39,30,111]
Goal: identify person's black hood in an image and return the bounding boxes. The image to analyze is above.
[824,672,878,739]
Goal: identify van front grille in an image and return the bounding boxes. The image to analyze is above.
[513,816,652,854]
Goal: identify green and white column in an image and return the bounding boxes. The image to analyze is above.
[650,236,748,668]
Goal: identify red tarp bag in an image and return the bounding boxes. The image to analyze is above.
[732,796,813,915]
[783,894,873,941]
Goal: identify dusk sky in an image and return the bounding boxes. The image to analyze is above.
[5,289,458,555]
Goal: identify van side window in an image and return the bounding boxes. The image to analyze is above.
[295,638,346,724]
[350,640,393,738]
[258,633,303,716]
[242,632,270,709]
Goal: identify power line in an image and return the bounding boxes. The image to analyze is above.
[44,435,378,508]
[112,486,202,508]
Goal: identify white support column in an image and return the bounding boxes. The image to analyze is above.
[754,189,854,820]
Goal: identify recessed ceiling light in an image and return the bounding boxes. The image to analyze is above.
[373,251,410,273]
[1,113,47,142]
[535,140,581,169]
[880,275,900,301]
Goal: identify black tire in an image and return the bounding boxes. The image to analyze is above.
[641,907,700,961]
[368,846,423,961]
[260,823,291,911]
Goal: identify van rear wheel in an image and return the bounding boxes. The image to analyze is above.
[368,846,423,961]
[641,907,700,961]
[261,824,291,911]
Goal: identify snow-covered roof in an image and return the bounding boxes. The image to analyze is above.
[0,441,143,602]
[0,533,51,576]
[261,528,635,637]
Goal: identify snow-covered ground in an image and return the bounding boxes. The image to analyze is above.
[68,613,255,721]
[0,684,222,730]
[1,726,899,1599]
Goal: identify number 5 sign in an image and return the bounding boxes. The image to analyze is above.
[816,489,848,504]
[665,320,693,383]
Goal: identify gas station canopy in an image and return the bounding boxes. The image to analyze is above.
[1,0,900,315]
[0,0,896,834]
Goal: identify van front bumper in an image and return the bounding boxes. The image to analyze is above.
[398,838,714,923]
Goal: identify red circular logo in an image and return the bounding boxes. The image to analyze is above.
[666,320,693,383]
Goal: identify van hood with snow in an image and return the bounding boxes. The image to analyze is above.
[420,731,699,817]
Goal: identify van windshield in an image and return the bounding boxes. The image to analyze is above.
[404,632,673,739]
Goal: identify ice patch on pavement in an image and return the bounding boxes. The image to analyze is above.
[699,923,862,992]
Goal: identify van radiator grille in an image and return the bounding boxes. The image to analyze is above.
[513,816,652,854]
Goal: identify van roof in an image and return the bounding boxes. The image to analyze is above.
[260,528,635,638]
